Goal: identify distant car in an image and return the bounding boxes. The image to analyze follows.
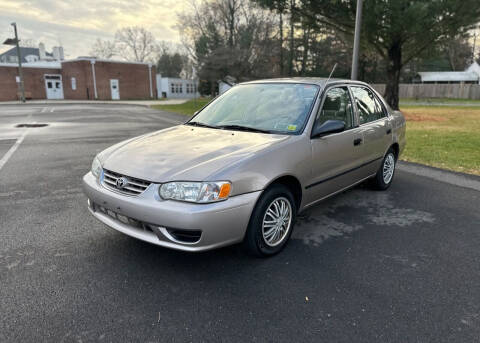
[83,78,406,256]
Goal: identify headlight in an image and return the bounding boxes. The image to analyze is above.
[91,156,102,178]
[159,181,231,203]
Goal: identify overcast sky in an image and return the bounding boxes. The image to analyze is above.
[0,0,187,58]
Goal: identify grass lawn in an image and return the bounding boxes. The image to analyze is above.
[151,98,211,115]
[400,105,480,175]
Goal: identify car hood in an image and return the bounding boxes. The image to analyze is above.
[100,125,290,182]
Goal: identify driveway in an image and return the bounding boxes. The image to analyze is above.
[1,104,479,342]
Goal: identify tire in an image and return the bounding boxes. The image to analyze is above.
[371,148,396,190]
[243,184,297,257]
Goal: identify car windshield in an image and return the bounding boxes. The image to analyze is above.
[188,83,320,134]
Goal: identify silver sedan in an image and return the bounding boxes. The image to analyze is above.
[83,78,406,256]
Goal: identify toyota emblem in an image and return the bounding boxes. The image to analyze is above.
[116,177,129,189]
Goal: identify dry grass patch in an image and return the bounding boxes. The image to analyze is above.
[400,106,480,175]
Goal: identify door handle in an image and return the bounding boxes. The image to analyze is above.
[353,138,362,146]
[386,128,392,135]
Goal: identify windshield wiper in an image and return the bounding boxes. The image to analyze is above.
[217,125,273,134]
[185,121,219,129]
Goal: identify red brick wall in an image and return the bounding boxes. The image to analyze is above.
[93,61,156,100]
[61,60,95,100]
[0,60,157,101]
[0,66,62,101]
[61,60,157,100]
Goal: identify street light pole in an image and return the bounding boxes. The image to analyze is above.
[351,0,363,80]
[11,23,25,103]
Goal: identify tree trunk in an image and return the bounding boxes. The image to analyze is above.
[210,81,216,97]
[384,43,402,110]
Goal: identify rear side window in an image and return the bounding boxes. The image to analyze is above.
[350,86,385,125]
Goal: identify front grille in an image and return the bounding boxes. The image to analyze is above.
[102,169,151,196]
[93,202,153,232]
[90,200,203,245]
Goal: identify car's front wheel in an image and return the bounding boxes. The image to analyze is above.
[371,148,396,190]
[243,184,296,257]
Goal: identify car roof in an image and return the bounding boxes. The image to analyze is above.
[240,77,370,88]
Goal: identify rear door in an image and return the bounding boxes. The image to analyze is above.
[349,85,392,175]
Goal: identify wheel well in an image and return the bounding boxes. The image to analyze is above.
[390,143,399,160]
[267,175,302,210]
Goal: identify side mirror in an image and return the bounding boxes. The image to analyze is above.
[311,120,345,138]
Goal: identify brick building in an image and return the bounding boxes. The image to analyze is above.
[0,62,61,101]
[0,58,156,101]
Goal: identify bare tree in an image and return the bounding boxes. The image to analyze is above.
[178,0,278,88]
[89,38,117,59]
[115,26,158,62]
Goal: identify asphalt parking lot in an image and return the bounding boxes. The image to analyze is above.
[1,104,479,342]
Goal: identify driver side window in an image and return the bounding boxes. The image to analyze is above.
[316,87,354,130]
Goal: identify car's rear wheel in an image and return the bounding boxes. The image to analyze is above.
[371,148,396,190]
[243,184,296,257]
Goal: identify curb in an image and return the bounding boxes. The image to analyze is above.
[398,161,480,192]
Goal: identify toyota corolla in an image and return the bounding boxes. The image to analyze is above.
[82,78,406,256]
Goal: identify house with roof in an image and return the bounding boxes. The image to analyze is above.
[0,43,63,64]
[415,62,480,84]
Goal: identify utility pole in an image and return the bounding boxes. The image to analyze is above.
[351,0,363,80]
[12,23,25,103]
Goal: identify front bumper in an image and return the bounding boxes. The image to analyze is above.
[82,172,261,252]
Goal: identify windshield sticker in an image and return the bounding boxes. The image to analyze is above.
[287,125,297,131]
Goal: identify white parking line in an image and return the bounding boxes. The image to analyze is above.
[0,112,34,172]
[41,107,47,113]
[50,108,54,113]
[0,130,28,172]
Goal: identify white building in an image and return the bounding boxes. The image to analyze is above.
[156,75,199,99]
[416,62,480,84]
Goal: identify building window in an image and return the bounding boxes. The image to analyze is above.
[71,77,77,90]
[179,84,183,93]
[25,55,39,63]
[171,83,175,93]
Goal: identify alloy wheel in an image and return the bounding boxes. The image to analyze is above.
[383,153,395,184]
[261,197,292,247]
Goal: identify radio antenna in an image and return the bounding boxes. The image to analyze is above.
[325,63,338,85]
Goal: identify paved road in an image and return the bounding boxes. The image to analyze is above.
[1,104,479,342]
[0,99,188,106]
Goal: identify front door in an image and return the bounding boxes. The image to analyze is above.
[110,79,120,100]
[305,86,366,205]
[44,75,64,99]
